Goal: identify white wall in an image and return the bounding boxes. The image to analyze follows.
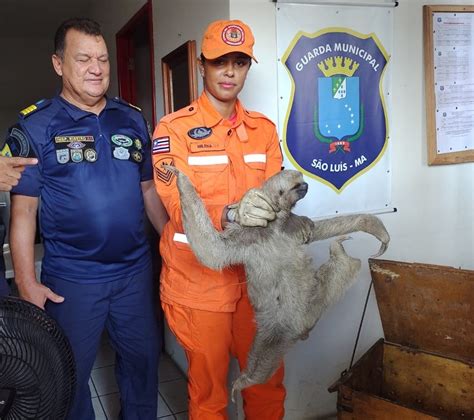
[230,0,474,418]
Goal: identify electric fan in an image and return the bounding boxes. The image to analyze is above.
[0,296,76,419]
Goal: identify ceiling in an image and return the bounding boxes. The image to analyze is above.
[0,0,95,37]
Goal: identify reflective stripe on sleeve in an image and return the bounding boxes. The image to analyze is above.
[173,233,189,244]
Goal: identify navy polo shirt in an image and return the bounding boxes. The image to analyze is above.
[11,96,153,282]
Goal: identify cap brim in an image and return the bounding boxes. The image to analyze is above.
[203,48,258,63]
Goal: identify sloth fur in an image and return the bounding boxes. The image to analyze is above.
[165,166,389,398]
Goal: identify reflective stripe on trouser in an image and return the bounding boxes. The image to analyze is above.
[43,264,161,420]
[163,294,285,420]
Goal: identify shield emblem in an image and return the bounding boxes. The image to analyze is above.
[282,29,389,191]
[56,149,70,164]
[316,75,361,152]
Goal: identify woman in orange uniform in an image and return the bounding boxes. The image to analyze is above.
[152,19,285,419]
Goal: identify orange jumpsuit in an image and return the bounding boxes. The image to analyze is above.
[152,92,285,419]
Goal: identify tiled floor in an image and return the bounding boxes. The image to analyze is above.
[90,332,189,419]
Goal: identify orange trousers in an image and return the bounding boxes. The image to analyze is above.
[162,294,286,420]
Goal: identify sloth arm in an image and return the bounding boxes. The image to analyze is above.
[174,168,249,270]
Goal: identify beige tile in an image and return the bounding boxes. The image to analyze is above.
[100,392,121,419]
[91,365,119,396]
[92,397,106,420]
[89,378,97,398]
[157,393,172,418]
[159,378,188,413]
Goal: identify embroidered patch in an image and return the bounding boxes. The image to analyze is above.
[67,141,86,149]
[3,126,35,157]
[0,144,12,158]
[131,150,143,163]
[111,134,133,147]
[152,137,170,154]
[84,148,98,162]
[113,146,130,160]
[154,157,175,185]
[56,149,70,164]
[222,24,245,46]
[134,139,143,150]
[71,149,83,163]
[187,127,212,140]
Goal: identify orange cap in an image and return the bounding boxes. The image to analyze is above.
[201,19,257,62]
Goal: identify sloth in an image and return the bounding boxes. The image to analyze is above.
[164,166,389,398]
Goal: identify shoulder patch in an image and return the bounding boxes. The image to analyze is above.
[112,97,142,112]
[19,99,51,119]
[160,104,197,123]
[1,124,37,158]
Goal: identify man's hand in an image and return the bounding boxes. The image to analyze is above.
[227,188,276,227]
[16,280,64,310]
[0,156,38,192]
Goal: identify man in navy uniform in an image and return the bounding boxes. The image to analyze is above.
[9,18,168,420]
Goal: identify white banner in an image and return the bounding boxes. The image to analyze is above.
[276,3,394,218]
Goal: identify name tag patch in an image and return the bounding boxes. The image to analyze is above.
[189,142,224,153]
[54,135,94,143]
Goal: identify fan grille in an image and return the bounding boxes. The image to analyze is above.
[0,296,76,420]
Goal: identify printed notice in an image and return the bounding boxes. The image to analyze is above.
[433,12,474,154]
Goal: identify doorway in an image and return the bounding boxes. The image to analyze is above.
[116,0,156,125]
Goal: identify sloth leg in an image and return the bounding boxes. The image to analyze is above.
[231,329,290,401]
[307,237,361,328]
[310,214,390,257]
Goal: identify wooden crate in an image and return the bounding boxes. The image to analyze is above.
[329,259,474,419]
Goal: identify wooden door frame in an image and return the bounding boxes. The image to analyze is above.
[116,0,156,124]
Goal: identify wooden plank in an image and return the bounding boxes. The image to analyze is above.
[382,343,474,417]
[339,389,437,419]
[369,259,474,362]
[352,392,437,419]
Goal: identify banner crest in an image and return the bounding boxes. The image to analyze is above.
[283,29,389,192]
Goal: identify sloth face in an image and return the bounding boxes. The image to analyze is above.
[263,170,308,211]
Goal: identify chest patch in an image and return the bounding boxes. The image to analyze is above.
[111,134,133,147]
[189,142,224,153]
[53,135,96,164]
[187,127,212,140]
[54,135,94,143]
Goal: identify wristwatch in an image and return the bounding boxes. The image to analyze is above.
[226,206,237,223]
